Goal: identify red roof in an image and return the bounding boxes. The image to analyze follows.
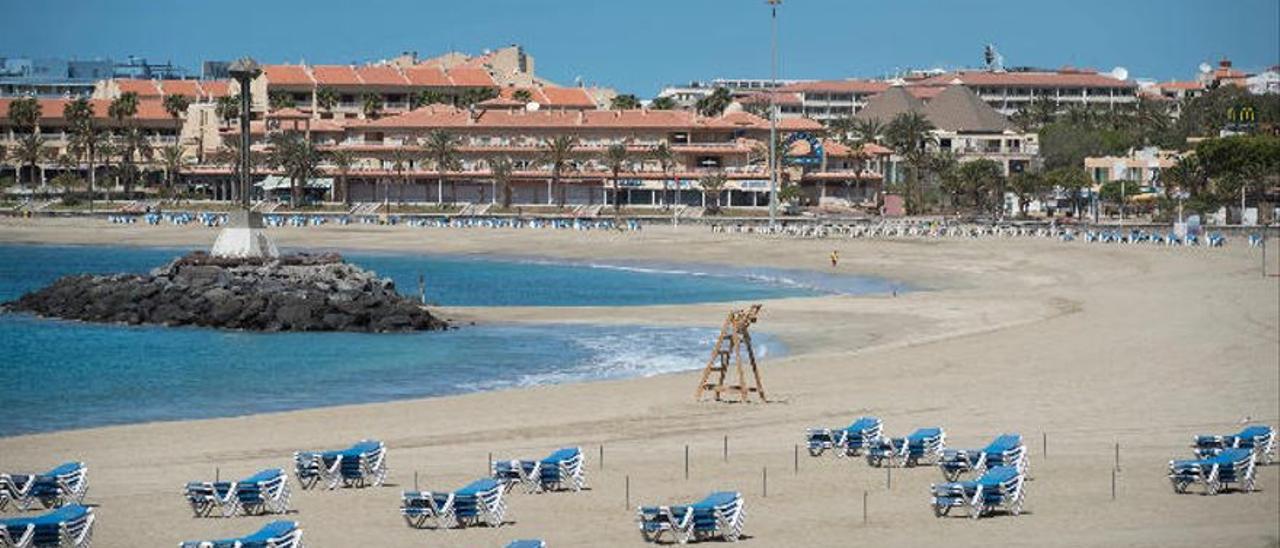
[200,80,235,99]
[310,65,362,86]
[402,66,451,86]
[1158,80,1204,91]
[115,79,163,97]
[776,80,891,94]
[0,97,177,125]
[263,65,314,86]
[355,65,410,86]
[539,87,597,108]
[159,79,202,98]
[916,70,1136,89]
[446,67,496,87]
[360,105,818,131]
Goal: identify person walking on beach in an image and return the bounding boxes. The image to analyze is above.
[829,250,839,268]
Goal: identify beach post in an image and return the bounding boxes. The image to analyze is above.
[1114,441,1121,472]
[487,452,492,474]
[763,466,768,498]
[684,445,690,480]
[1043,432,1048,459]
[215,467,219,483]
[1111,468,1116,500]
[863,490,868,524]
[600,444,605,470]
[724,435,729,462]
[794,444,799,474]
[886,463,891,490]
[625,475,630,510]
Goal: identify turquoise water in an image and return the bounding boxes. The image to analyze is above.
[0,244,895,436]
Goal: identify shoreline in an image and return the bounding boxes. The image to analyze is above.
[0,216,1276,547]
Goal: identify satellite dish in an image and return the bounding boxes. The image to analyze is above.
[1198,62,1213,74]
[1109,66,1129,81]
[525,101,541,111]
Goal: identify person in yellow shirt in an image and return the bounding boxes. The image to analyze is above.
[829,250,839,268]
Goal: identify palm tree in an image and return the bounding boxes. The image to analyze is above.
[268,91,296,111]
[488,156,515,209]
[1046,166,1092,218]
[695,87,732,117]
[512,89,533,104]
[410,90,448,109]
[108,92,142,194]
[96,139,119,202]
[852,118,885,145]
[539,135,578,207]
[1011,96,1057,131]
[8,97,42,187]
[328,149,356,205]
[699,173,726,213]
[64,97,101,210]
[650,96,677,110]
[650,142,677,209]
[215,96,240,128]
[884,111,937,214]
[421,130,459,204]
[162,94,191,125]
[159,145,185,194]
[602,143,630,217]
[269,132,321,206]
[360,93,384,120]
[16,134,45,189]
[388,140,415,206]
[610,94,641,110]
[315,87,340,116]
[118,127,153,196]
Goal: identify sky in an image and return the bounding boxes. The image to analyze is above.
[1,0,1277,96]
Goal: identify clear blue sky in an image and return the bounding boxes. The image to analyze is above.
[2,0,1277,96]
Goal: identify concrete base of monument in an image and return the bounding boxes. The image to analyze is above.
[211,210,279,259]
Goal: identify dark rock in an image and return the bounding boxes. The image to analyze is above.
[2,251,449,333]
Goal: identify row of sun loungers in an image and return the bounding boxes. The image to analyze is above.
[0,462,88,513]
[179,520,302,548]
[293,439,387,490]
[1169,425,1274,496]
[0,504,95,548]
[712,221,1258,248]
[491,447,587,494]
[402,478,507,530]
[637,491,746,544]
[184,468,292,519]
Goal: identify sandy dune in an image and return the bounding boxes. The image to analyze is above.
[1,216,1277,547]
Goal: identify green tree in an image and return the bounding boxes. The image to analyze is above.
[1008,171,1047,217]
[411,90,448,109]
[955,158,1005,214]
[388,141,414,206]
[1045,166,1093,218]
[268,131,322,206]
[650,142,677,209]
[328,149,356,205]
[540,135,578,207]
[315,87,340,115]
[159,144,185,193]
[162,94,191,124]
[610,94,640,110]
[602,143,630,217]
[63,97,101,210]
[215,95,240,127]
[7,96,41,131]
[268,91,296,111]
[15,134,46,188]
[699,173,726,213]
[488,155,515,209]
[1038,121,1135,170]
[360,93,384,119]
[118,127,153,195]
[1010,96,1057,132]
[422,130,460,204]
[649,96,677,110]
[884,111,936,213]
[695,87,732,117]
[511,89,533,104]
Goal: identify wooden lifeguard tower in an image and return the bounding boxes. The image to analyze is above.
[695,304,767,403]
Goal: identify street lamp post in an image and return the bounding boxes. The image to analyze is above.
[767,0,781,229]
[211,57,278,259]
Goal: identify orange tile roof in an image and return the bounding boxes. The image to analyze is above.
[477,96,526,108]
[359,105,813,132]
[776,80,891,94]
[402,66,451,86]
[116,79,164,97]
[355,65,410,86]
[539,87,597,108]
[446,67,497,87]
[823,140,894,157]
[1159,80,1204,91]
[200,80,235,98]
[267,107,311,119]
[159,79,202,98]
[263,64,314,86]
[917,70,1135,89]
[310,65,362,86]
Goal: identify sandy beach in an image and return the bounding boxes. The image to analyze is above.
[1,216,1277,547]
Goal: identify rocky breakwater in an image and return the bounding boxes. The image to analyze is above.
[3,252,450,332]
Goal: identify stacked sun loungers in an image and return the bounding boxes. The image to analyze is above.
[930,465,1025,520]
[184,468,292,518]
[806,416,883,457]
[937,434,1027,481]
[505,540,546,548]
[1169,448,1257,495]
[401,478,506,530]
[179,520,302,548]
[294,439,388,490]
[0,462,88,512]
[1192,425,1275,465]
[866,427,946,468]
[491,447,587,494]
[0,504,95,548]
[637,491,745,544]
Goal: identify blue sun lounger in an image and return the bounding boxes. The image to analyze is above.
[1193,425,1275,465]
[0,462,88,512]
[807,416,882,457]
[0,504,95,548]
[866,427,946,468]
[178,520,302,548]
[937,434,1025,481]
[401,478,506,529]
[294,439,388,490]
[184,468,292,518]
[930,465,1025,520]
[492,447,587,494]
[637,491,745,544]
[1169,448,1256,495]
[505,541,545,548]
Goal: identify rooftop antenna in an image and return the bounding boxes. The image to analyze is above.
[984,44,1004,72]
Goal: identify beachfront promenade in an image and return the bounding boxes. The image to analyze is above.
[0,217,1276,546]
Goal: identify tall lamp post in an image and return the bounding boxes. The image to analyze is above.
[767,0,781,228]
[211,57,278,259]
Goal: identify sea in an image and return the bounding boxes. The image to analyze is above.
[0,244,902,436]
